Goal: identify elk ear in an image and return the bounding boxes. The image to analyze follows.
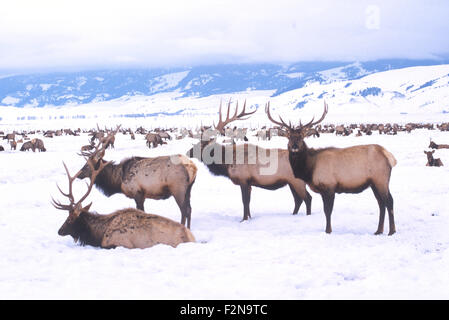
[82,202,92,212]
[432,150,435,154]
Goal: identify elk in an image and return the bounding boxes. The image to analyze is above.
[20,141,34,151]
[145,133,165,148]
[187,100,312,221]
[32,138,46,152]
[158,131,172,141]
[101,133,115,149]
[429,140,449,149]
[266,101,397,235]
[77,133,197,228]
[424,150,443,167]
[0,145,4,151]
[52,153,195,249]
[81,141,95,152]
[10,140,17,150]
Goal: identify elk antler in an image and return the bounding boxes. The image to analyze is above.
[299,101,328,129]
[214,99,256,135]
[52,157,110,213]
[265,102,294,131]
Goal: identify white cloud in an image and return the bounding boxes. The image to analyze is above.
[0,0,448,71]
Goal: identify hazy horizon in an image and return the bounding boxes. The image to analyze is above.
[1,1,449,73]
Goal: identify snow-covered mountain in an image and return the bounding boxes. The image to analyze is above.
[1,60,449,129]
[1,59,448,108]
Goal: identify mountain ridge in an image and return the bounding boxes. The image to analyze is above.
[1,58,449,108]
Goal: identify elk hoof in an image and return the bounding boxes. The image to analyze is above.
[388,230,396,236]
[374,230,383,235]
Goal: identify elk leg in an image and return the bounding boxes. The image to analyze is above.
[288,184,312,215]
[322,192,335,234]
[240,185,252,221]
[372,186,386,235]
[173,189,192,229]
[386,191,396,236]
[288,185,303,215]
[304,191,312,215]
[184,184,194,229]
[134,191,145,211]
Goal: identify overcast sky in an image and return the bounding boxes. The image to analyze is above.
[1,0,448,71]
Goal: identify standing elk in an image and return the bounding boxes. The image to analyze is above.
[32,138,46,152]
[10,140,17,150]
[77,134,197,228]
[424,150,443,167]
[20,141,34,151]
[187,100,312,221]
[266,101,397,235]
[158,131,172,141]
[52,153,195,249]
[145,133,165,148]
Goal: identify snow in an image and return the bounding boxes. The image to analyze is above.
[1,123,449,299]
[40,84,54,91]
[148,71,190,93]
[1,96,20,105]
[1,63,449,299]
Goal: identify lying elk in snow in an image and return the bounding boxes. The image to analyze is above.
[266,101,397,235]
[429,140,449,150]
[424,150,443,167]
[52,154,195,249]
[77,133,197,228]
[187,100,312,221]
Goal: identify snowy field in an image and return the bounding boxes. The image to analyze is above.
[1,122,449,300]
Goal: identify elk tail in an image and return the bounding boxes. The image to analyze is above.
[178,155,198,185]
[382,148,397,167]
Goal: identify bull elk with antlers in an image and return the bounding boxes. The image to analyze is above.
[77,130,197,229]
[187,100,312,221]
[52,152,195,249]
[266,101,397,235]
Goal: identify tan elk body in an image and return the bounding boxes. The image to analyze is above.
[78,154,197,228]
[187,100,311,221]
[267,101,397,235]
[53,143,195,249]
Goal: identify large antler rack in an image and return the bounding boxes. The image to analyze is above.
[53,135,112,213]
[299,101,328,130]
[214,99,257,135]
[265,101,294,131]
[265,101,328,131]
[52,157,110,213]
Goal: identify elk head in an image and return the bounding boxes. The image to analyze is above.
[265,101,328,154]
[52,157,109,238]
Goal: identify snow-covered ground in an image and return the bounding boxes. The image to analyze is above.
[1,124,449,299]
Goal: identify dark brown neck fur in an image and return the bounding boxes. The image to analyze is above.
[70,212,114,247]
[289,142,330,183]
[94,162,123,196]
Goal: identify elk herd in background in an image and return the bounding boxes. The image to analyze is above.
[2,100,449,248]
